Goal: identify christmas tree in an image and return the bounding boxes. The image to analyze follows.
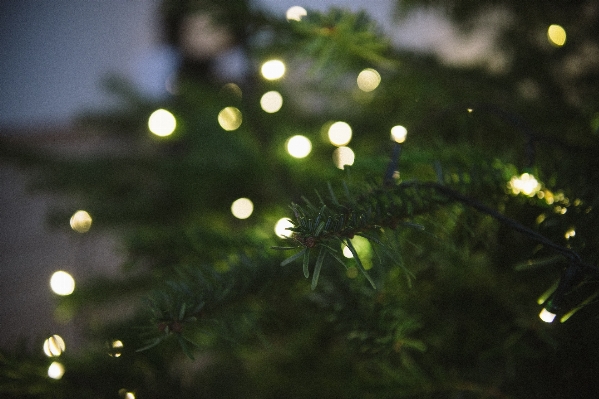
[2,1,599,397]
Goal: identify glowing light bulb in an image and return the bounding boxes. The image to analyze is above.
[275,218,294,238]
[70,210,92,233]
[218,107,242,131]
[261,59,285,80]
[43,335,65,357]
[286,6,307,21]
[231,198,254,219]
[50,271,75,296]
[564,227,576,240]
[328,121,352,146]
[341,237,372,267]
[342,246,353,258]
[119,389,136,399]
[333,146,355,169]
[286,135,312,158]
[148,109,176,137]
[539,308,556,323]
[109,340,124,357]
[391,125,407,143]
[508,173,542,196]
[356,68,381,92]
[547,24,566,47]
[48,361,65,379]
[260,91,283,113]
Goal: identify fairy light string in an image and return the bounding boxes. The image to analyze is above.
[380,104,599,322]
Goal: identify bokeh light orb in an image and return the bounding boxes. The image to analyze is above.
[43,335,66,357]
[356,68,381,92]
[508,173,542,196]
[286,6,307,22]
[231,198,254,219]
[286,135,312,158]
[48,361,65,379]
[261,59,285,80]
[109,340,124,357]
[70,210,92,233]
[539,308,556,323]
[328,121,352,146]
[275,218,294,238]
[50,271,75,296]
[391,125,407,143]
[218,107,242,131]
[547,24,566,47]
[260,91,283,113]
[333,146,355,169]
[148,109,176,137]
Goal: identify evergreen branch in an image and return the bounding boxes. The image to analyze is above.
[276,177,599,290]
[289,8,397,71]
[343,237,376,289]
[311,246,327,290]
[424,182,598,274]
[139,250,287,358]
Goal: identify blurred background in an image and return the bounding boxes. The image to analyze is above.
[0,0,482,350]
[1,1,598,398]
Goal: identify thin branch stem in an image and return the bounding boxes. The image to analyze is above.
[417,181,599,274]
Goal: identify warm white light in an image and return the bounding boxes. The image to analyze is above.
[119,390,136,399]
[342,246,353,258]
[50,271,75,296]
[342,236,372,269]
[70,210,92,233]
[286,135,312,158]
[539,308,556,323]
[356,68,381,92]
[333,146,355,169]
[109,340,124,357]
[261,59,285,80]
[275,218,294,238]
[260,91,283,113]
[328,121,352,146]
[231,198,254,219]
[547,24,566,47]
[43,335,65,357]
[391,125,407,143]
[564,227,576,240]
[148,109,176,137]
[508,173,542,196]
[556,206,567,215]
[218,107,242,131]
[48,361,65,379]
[286,6,307,21]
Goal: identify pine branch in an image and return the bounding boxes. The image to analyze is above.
[276,176,599,295]
[137,248,293,358]
[289,8,398,73]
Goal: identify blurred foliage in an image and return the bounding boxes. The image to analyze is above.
[1,0,599,398]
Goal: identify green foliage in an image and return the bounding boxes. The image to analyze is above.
[2,0,599,398]
[276,178,448,289]
[289,8,398,72]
